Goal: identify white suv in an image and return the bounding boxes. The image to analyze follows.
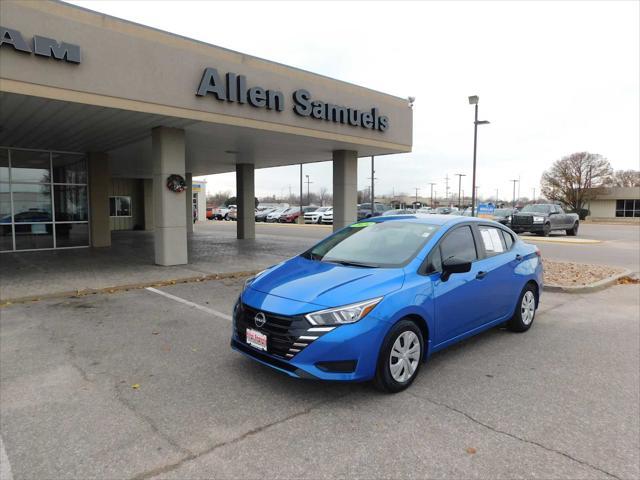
[304,206,332,224]
[320,208,333,224]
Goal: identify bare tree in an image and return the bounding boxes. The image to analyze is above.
[609,169,640,187]
[318,187,329,206]
[540,152,612,212]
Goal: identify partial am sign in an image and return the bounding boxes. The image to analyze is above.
[0,26,81,64]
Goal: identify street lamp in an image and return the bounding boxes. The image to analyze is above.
[455,173,466,208]
[468,95,490,216]
[510,179,519,207]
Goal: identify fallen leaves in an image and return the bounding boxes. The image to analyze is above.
[466,447,477,455]
[131,384,140,390]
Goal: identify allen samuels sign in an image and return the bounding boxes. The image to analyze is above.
[0,26,81,63]
[196,67,389,132]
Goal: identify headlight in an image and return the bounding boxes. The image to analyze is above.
[507,215,512,222]
[305,297,383,326]
[533,216,545,223]
[244,269,266,290]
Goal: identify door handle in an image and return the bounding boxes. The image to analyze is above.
[476,271,487,280]
[515,254,523,262]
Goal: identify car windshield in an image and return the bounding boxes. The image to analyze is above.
[303,221,439,268]
[494,209,512,216]
[521,204,552,213]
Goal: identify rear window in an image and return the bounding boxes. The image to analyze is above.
[479,226,506,256]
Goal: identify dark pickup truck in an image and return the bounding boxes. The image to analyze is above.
[510,204,580,236]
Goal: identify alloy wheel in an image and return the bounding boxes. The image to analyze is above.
[521,291,536,325]
[389,331,420,382]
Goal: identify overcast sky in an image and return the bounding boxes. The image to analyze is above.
[73,0,639,202]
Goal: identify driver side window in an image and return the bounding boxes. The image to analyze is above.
[440,226,478,264]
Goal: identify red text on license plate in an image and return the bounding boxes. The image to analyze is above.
[246,328,267,351]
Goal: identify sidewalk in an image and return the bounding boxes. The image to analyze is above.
[0,226,313,302]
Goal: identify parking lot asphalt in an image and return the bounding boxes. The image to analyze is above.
[215,221,640,271]
[1,277,638,479]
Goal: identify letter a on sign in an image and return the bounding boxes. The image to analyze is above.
[196,68,227,100]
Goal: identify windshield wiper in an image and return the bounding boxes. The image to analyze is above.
[324,259,378,268]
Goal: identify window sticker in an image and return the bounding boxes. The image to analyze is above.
[350,222,375,228]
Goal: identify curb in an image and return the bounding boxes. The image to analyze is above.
[520,236,601,245]
[0,270,261,308]
[544,269,634,294]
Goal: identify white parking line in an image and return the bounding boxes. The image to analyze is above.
[145,287,232,322]
[0,436,13,480]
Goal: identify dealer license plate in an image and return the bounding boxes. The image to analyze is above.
[246,328,267,351]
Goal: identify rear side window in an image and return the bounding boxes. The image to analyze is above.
[440,226,478,263]
[501,230,514,249]
[479,226,506,256]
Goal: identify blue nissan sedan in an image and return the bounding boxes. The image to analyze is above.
[231,215,543,392]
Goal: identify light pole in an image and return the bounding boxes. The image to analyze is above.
[299,164,303,222]
[429,182,436,208]
[414,187,420,207]
[468,95,490,216]
[305,174,313,205]
[370,156,376,215]
[510,179,518,207]
[455,174,466,208]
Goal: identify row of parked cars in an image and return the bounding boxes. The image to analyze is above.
[207,202,578,236]
[357,203,579,236]
[207,205,334,224]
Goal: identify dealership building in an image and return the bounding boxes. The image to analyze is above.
[0,1,412,265]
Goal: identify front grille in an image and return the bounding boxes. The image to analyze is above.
[234,303,332,359]
[512,215,533,225]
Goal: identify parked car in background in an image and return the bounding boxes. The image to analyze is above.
[305,206,331,224]
[206,207,215,220]
[434,207,459,215]
[266,207,288,222]
[381,209,414,216]
[211,206,231,220]
[321,208,333,224]
[491,208,517,226]
[256,208,276,222]
[511,204,580,236]
[232,215,543,392]
[357,203,388,220]
[416,207,433,215]
[279,207,302,223]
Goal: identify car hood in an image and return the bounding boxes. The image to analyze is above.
[247,255,405,308]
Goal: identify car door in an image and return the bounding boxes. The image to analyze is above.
[430,224,495,345]
[474,224,520,321]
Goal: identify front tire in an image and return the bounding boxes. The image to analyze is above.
[566,221,579,236]
[508,285,537,332]
[537,223,551,237]
[374,320,424,393]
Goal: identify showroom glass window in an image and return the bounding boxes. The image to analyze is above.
[615,199,640,218]
[0,148,89,252]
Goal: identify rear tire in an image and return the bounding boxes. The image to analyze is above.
[508,284,537,332]
[566,222,579,236]
[374,320,424,393]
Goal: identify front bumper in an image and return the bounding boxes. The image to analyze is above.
[511,223,545,233]
[231,301,388,381]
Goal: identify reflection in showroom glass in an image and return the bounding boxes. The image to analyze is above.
[11,183,52,222]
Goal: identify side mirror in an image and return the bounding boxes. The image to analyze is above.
[441,257,472,282]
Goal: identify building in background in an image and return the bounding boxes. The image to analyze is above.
[0,1,412,264]
[588,187,640,222]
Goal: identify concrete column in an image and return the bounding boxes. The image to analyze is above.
[236,163,255,239]
[143,178,154,231]
[332,150,358,231]
[185,172,193,233]
[88,152,111,247]
[152,127,188,266]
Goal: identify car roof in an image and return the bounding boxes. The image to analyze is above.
[367,214,496,227]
